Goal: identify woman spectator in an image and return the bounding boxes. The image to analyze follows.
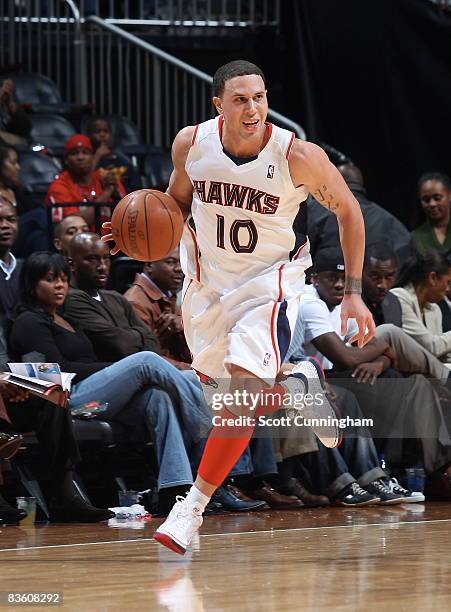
[45,134,126,227]
[9,252,212,509]
[390,250,451,361]
[412,172,451,254]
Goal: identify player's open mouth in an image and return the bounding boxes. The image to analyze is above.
[242,120,259,130]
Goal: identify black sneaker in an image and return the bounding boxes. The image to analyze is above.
[365,479,405,505]
[334,482,380,507]
[386,477,425,503]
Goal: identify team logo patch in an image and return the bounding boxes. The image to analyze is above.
[197,372,219,389]
[267,165,275,179]
[263,353,272,366]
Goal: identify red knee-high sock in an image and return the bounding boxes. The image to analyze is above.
[197,384,285,488]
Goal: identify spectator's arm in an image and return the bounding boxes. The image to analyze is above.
[120,296,159,352]
[391,288,451,358]
[65,292,158,359]
[127,299,156,332]
[10,314,107,382]
[312,332,388,370]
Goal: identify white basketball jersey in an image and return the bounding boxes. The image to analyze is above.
[180,115,311,294]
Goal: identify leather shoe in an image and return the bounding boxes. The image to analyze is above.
[0,491,27,525]
[0,432,23,460]
[279,478,330,507]
[49,494,115,523]
[425,470,451,501]
[212,485,268,512]
[243,485,303,509]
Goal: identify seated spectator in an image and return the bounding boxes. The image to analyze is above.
[0,199,22,341]
[307,163,413,259]
[45,134,126,226]
[412,172,451,254]
[0,146,49,256]
[0,373,114,524]
[363,243,451,383]
[296,247,451,498]
[0,78,32,146]
[438,284,451,333]
[124,247,191,368]
[10,251,255,514]
[390,250,451,362]
[65,232,159,361]
[53,214,89,255]
[86,116,141,192]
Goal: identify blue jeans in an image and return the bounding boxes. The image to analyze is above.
[71,352,212,490]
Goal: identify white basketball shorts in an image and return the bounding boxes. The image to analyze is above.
[181,262,307,386]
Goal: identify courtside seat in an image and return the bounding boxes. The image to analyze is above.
[30,114,76,156]
[108,256,143,293]
[144,146,173,190]
[19,152,60,194]
[0,72,83,115]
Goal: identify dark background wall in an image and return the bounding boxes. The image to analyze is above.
[155,0,451,227]
[278,0,451,227]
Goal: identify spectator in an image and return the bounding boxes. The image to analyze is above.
[390,250,451,362]
[45,134,126,226]
[53,214,89,255]
[297,247,451,497]
[0,374,114,524]
[307,163,413,259]
[412,172,451,254]
[0,199,21,342]
[438,284,451,333]
[363,243,451,382]
[86,116,141,192]
[64,232,159,361]
[0,145,20,207]
[0,78,32,146]
[124,247,191,368]
[9,251,222,513]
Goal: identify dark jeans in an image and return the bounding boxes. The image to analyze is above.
[298,385,385,498]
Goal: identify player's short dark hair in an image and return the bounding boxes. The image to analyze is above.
[417,171,451,191]
[213,60,266,97]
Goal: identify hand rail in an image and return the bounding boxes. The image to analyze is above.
[85,15,306,139]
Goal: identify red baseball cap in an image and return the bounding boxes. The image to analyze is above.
[64,134,93,156]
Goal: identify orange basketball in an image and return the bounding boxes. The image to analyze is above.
[110,189,184,261]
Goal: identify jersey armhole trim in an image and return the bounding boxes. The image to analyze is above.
[285,132,295,160]
[191,124,199,146]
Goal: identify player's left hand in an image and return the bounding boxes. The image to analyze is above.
[101,221,120,255]
[340,294,375,348]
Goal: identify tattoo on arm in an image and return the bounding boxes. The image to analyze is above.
[344,277,362,295]
[313,184,340,212]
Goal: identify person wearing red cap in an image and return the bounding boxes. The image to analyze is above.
[45,134,126,225]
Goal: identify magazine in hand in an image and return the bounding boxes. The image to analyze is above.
[1,363,76,407]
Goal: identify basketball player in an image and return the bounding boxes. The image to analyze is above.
[102,60,375,554]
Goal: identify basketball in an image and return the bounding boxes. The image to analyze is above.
[110,189,184,261]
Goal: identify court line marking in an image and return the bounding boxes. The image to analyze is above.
[1,517,451,553]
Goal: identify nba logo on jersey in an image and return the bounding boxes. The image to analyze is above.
[263,353,271,366]
[267,165,275,179]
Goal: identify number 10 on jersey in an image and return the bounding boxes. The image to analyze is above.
[216,214,258,254]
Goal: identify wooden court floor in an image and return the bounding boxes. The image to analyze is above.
[1,503,451,611]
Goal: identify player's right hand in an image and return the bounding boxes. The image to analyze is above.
[101,221,120,255]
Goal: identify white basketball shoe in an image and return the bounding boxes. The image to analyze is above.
[153,496,203,555]
[281,357,342,448]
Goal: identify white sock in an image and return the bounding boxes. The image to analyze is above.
[184,484,210,511]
